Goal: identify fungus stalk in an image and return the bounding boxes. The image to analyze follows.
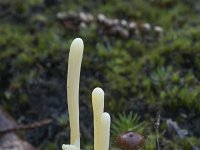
[62,38,111,150]
[92,88,111,150]
[67,38,83,148]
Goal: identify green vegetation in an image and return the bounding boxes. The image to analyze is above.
[111,112,144,138]
[0,0,200,149]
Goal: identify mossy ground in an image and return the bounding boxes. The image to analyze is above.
[0,0,200,149]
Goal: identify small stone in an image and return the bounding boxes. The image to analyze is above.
[129,22,137,30]
[142,23,151,31]
[97,13,106,23]
[115,132,145,150]
[113,19,120,25]
[154,26,163,34]
[120,19,128,28]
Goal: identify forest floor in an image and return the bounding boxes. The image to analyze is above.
[0,0,200,149]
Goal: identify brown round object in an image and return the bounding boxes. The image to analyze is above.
[115,132,145,150]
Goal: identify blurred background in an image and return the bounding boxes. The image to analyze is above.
[0,0,200,149]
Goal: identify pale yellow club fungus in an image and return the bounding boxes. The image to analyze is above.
[62,38,111,150]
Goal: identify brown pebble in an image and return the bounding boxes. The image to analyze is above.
[115,132,145,150]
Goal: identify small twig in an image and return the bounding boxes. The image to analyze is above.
[0,119,52,135]
[155,115,160,150]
